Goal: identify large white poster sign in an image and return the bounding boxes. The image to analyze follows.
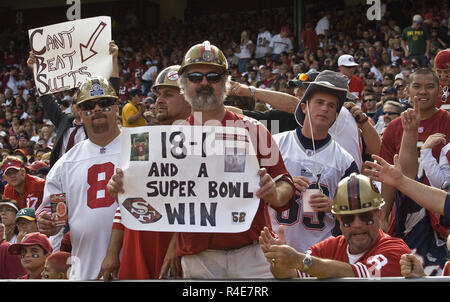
[119,125,261,233]
[28,16,112,95]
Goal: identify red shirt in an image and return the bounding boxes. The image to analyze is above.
[380,109,450,237]
[176,109,294,256]
[443,261,450,276]
[380,109,450,169]
[0,239,27,279]
[113,208,173,279]
[17,272,42,279]
[348,75,364,100]
[3,174,45,210]
[298,230,411,278]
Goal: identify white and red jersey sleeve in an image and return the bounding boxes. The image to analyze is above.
[112,206,124,231]
[297,230,411,278]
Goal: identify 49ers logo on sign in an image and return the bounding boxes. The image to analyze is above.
[123,197,162,224]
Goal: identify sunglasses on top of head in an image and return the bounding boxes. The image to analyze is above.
[187,72,223,84]
[78,98,117,112]
[340,212,375,228]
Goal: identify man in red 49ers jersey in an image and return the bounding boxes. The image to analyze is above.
[37,76,122,280]
[260,173,411,278]
[1,155,45,211]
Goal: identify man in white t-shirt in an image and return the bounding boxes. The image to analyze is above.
[37,77,122,280]
[315,11,331,38]
[268,26,293,61]
[255,25,272,64]
[268,70,359,253]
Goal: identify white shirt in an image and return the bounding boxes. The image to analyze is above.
[420,143,450,188]
[255,31,272,58]
[235,40,253,59]
[59,123,87,158]
[141,65,158,82]
[315,16,329,35]
[37,134,121,280]
[330,107,363,171]
[269,34,293,55]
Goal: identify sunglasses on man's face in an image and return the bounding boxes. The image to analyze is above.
[187,72,223,84]
[383,111,399,116]
[78,98,117,112]
[340,212,375,227]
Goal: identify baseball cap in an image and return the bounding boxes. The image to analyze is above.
[295,70,349,126]
[16,208,36,221]
[26,160,49,172]
[1,159,23,174]
[434,49,450,69]
[413,14,423,23]
[338,54,359,67]
[8,232,53,255]
[0,200,19,212]
[394,73,405,81]
[288,71,319,88]
[128,88,143,98]
[383,86,397,95]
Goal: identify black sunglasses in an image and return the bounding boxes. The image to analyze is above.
[363,98,375,103]
[78,98,117,111]
[187,72,223,84]
[340,212,375,227]
[383,111,399,116]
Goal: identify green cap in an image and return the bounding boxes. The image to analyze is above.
[16,208,36,221]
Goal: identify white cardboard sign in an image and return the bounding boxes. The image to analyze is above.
[28,16,112,95]
[119,125,261,233]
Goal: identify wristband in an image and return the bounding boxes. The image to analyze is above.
[357,112,368,124]
[249,86,256,99]
[300,253,312,272]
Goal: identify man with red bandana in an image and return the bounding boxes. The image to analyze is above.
[434,49,450,110]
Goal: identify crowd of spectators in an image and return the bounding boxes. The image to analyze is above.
[0,1,449,279]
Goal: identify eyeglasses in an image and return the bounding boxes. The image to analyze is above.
[383,111,399,116]
[78,98,117,112]
[187,72,223,84]
[340,212,375,227]
[363,98,375,103]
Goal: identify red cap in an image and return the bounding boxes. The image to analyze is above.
[1,159,22,174]
[26,161,49,172]
[46,251,71,272]
[8,232,53,255]
[434,49,450,69]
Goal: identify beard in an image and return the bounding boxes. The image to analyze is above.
[90,112,110,134]
[156,109,169,123]
[186,85,224,111]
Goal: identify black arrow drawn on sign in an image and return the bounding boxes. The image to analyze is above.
[79,21,107,63]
